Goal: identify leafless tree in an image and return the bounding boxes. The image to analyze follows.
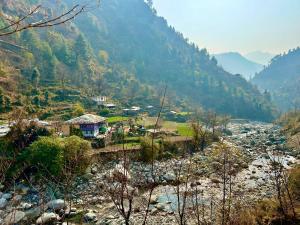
[191,122,211,152]
[265,147,297,221]
[209,141,243,225]
[0,1,100,37]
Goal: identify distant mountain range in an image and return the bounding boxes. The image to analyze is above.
[252,47,300,111]
[245,51,275,65]
[213,52,264,80]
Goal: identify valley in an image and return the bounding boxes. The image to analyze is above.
[0,0,299,224]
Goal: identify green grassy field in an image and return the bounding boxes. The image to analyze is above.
[177,123,194,137]
[137,116,193,137]
[107,116,129,123]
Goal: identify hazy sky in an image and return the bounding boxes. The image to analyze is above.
[152,0,300,55]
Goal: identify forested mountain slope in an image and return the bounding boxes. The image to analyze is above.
[214,52,263,80]
[253,48,300,111]
[0,0,276,121]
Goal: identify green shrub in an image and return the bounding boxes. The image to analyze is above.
[161,141,179,158]
[70,126,83,138]
[99,108,110,116]
[139,137,159,162]
[16,136,91,179]
[24,137,64,176]
[63,136,91,175]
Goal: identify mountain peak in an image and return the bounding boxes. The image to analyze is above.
[213,52,263,80]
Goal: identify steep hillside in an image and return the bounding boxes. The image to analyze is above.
[0,0,276,121]
[214,52,263,80]
[253,48,300,111]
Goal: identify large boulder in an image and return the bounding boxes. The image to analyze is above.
[4,210,25,225]
[36,212,60,224]
[0,198,8,209]
[163,172,176,182]
[25,207,41,220]
[46,199,66,210]
[84,212,97,222]
[2,193,12,200]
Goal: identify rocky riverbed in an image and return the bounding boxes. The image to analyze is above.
[0,121,299,224]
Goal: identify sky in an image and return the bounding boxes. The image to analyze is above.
[152,0,300,55]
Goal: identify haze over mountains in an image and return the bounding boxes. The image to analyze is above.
[214,52,264,80]
[245,51,275,65]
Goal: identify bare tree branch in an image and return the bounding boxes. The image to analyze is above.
[0,2,90,37]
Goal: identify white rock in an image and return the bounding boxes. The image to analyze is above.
[149,195,159,204]
[156,203,166,211]
[46,199,66,210]
[20,202,32,210]
[4,210,25,224]
[36,212,59,224]
[84,212,97,222]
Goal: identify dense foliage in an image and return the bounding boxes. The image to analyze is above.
[0,124,91,182]
[253,47,300,111]
[0,0,276,121]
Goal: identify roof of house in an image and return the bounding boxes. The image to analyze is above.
[131,106,141,111]
[66,114,106,125]
[104,103,116,107]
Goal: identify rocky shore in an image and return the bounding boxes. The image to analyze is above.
[0,122,299,224]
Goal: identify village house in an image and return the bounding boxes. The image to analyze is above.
[123,106,141,116]
[63,114,107,138]
[92,96,107,106]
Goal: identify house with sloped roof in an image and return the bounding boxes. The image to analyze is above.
[64,114,107,138]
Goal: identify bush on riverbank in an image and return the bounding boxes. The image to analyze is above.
[139,137,160,162]
[4,136,91,182]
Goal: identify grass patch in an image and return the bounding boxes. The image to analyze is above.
[107,116,129,123]
[138,117,183,129]
[116,142,141,148]
[124,136,140,142]
[177,123,194,137]
[66,210,86,223]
